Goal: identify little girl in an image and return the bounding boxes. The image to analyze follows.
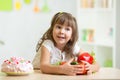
[32,12,99,76]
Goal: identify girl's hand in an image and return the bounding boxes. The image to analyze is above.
[82,61,94,75]
[60,58,85,76]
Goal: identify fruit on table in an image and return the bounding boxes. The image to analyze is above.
[75,51,95,75]
[77,52,94,64]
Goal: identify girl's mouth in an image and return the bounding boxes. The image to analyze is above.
[57,36,65,39]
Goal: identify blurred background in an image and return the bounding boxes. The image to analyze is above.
[0,0,120,68]
[0,0,76,66]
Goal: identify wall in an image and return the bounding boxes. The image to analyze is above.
[0,0,76,65]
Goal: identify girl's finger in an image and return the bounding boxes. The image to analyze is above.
[87,70,92,75]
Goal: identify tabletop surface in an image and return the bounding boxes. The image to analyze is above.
[0,67,120,80]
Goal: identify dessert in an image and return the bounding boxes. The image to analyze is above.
[1,57,34,75]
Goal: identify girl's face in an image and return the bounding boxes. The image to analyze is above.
[52,24,72,50]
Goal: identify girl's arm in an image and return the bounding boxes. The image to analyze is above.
[40,45,62,74]
[40,46,84,76]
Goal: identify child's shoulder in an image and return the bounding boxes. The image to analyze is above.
[43,39,53,44]
[42,39,54,47]
[42,39,55,52]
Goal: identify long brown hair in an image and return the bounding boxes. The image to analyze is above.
[36,12,78,56]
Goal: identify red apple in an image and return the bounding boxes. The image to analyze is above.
[77,52,94,64]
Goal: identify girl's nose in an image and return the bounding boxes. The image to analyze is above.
[60,28,65,33]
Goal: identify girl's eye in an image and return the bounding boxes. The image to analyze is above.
[56,26,61,29]
[65,28,70,31]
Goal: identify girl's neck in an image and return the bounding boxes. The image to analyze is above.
[55,44,65,52]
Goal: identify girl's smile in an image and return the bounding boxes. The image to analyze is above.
[57,36,65,40]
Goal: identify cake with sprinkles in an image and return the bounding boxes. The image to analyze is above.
[1,57,34,75]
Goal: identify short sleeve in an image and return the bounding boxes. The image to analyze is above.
[42,40,54,52]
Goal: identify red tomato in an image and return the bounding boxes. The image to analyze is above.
[77,52,94,64]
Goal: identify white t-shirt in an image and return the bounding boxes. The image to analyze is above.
[32,40,80,69]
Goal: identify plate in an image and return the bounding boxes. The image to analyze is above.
[2,71,34,76]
